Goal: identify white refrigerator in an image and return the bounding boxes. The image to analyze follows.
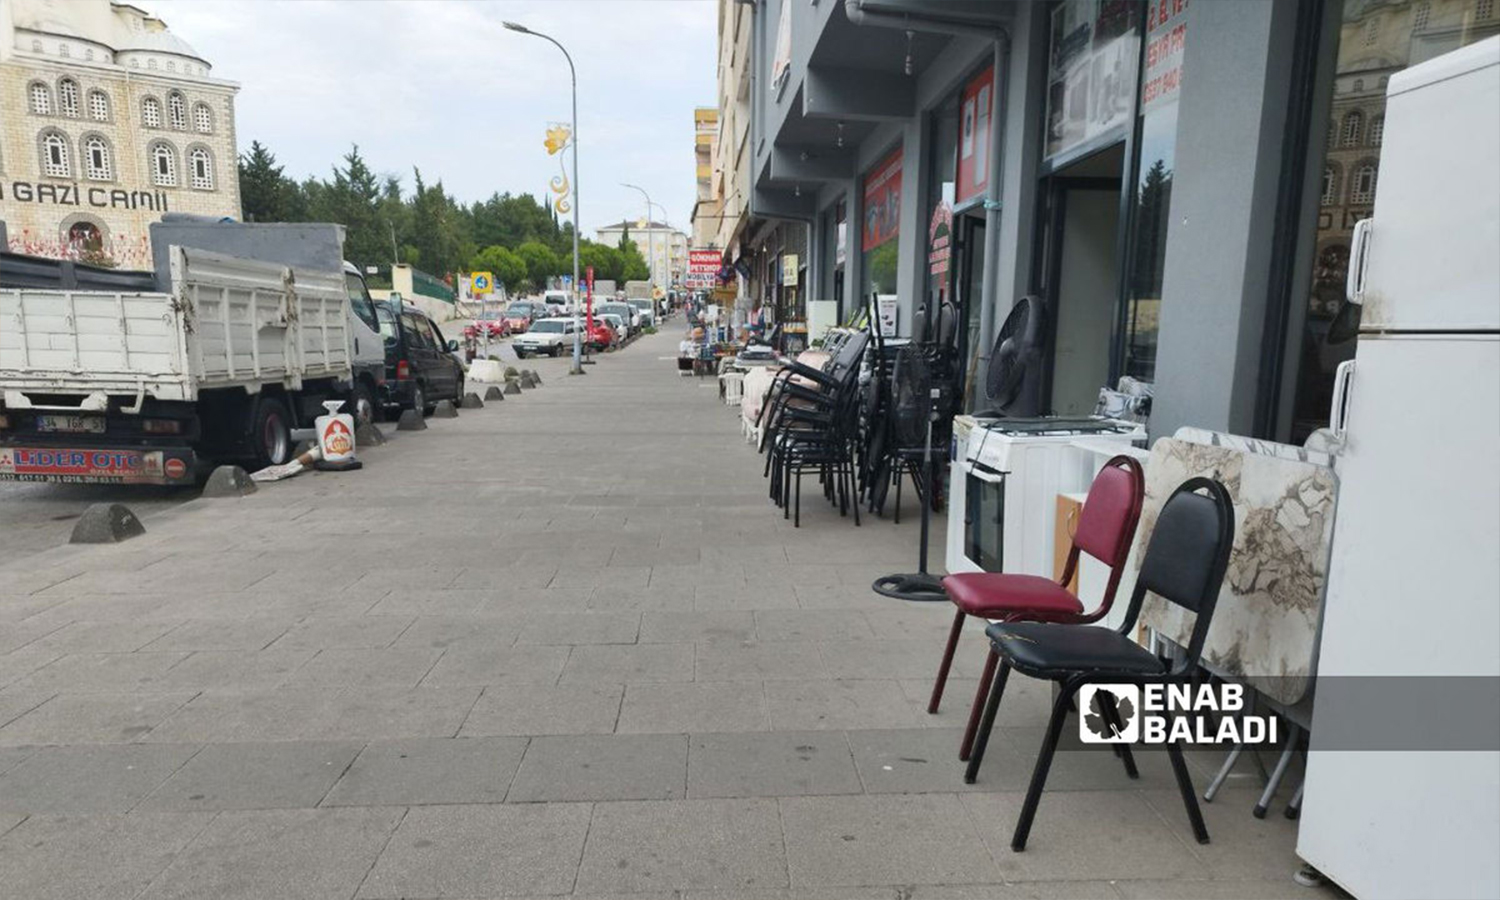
[1298,37,1500,900]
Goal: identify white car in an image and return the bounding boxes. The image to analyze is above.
[512,317,579,357]
[542,290,571,317]
[625,299,656,329]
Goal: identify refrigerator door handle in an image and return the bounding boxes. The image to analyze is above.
[1346,218,1373,305]
[1330,359,1356,440]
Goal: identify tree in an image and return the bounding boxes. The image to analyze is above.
[579,240,623,283]
[516,241,559,292]
[315,145,384,271]
[616,227,650,282]
[408,168,467,278]
[238,140,291,223]
[470,245,527,294]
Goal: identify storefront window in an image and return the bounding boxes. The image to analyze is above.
[861,147,903,311]
[1044,0,1141,166]
[1288,0,1497,440]
[926,95,959,310]
[1122,0,1188,380]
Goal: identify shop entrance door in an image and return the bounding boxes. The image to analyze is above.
[952,212,987,411]
[1034,144,1126,416]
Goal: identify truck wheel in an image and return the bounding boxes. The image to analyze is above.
[350,382,377,426]
[411,382,430,417]
[249,397,292,469]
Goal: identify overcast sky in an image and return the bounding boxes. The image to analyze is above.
[149,0,717,239]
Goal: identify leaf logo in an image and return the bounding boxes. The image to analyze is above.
[1077,684,1140,744]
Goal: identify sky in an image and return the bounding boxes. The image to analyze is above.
[148,0,717,240]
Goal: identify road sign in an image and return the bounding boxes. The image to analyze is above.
[471,271,494,295]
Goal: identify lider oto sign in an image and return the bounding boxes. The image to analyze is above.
[1,181,172,212]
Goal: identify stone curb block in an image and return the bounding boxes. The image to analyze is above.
[504,381,522,395]
[433,399,459,418]
[202,465,256,498]
[356,422,387,446]
[396,409,427,431]
[70,503,146,544]
[483,386,504,401]
[459,393,484,410]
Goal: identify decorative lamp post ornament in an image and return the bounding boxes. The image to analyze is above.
[545,123,573,215]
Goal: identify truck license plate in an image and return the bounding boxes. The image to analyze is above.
[35,415,106,434]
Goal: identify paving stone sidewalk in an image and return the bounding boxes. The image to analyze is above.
[0,328,1333,899]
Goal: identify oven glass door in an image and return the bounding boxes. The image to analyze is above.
[965,470,1005,572]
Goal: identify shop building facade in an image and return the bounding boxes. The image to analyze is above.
[0,0,239,269]
[734,0,1498,441]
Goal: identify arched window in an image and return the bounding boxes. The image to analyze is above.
[1370,116,1385,146]
[1352,78,1364,93]
[151,142,177,186]
[68,221,102,249]
[84,136,112,180]
[1414,2,1431,30]
[142,96,161,128]
[29,81,51,115]
[1340,110,1363,146]
[1321,165,1340,206]
[193,102,213,133]
[167,91,186,129]
[189,146,213,190]
[1351,163,1378,205]
[58,78,79,117]
[41,131,70,177]
[88,89,110,121]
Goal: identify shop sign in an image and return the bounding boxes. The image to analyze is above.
[928,201,952,277]
[686,248,720,288]
[781,254,799,286]
[957,65,995,203]
[1143,0,1188,112]
[1044,0,1140,161]
[875,294,898,335]
[0,181,170,212]
[861,148,903,252]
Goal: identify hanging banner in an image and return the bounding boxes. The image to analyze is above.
[1044,0,1140,161]
[957,65,995,204]
[927,202,952,277]
[861,148,903,253]
[686,248,720,288]
[781,254,799,287]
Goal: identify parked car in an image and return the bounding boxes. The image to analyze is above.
[542,290,572,317]
[625,298,656,329]
[596,313,627,344]
[375,300,465,415]
[584,317,617,351]
[596,302,638,336]
[503,302,539,333]
[465,309,512,341]
[512,317,580,357]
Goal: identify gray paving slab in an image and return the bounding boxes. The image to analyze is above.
[508,733,687,802]
[419,643,571,687]
[356,803,592,899]
[0,811,216,900]
[151,649,319,692]
[0,691,195,744]
[8,651,189,693]
[764,679,928,731]
[322,736,527,807]
[268,616,416,651]
[136,741,362,811]
[0,742,200,813]
[139,807,402,900]
[575,798,788,895]
[144,618,295,652]
[284,647,445,689]
[687,730,863,799]
[587,584,696,611]
[1140,787,1307,882]
[639,610,757,643]
[20,620,180,654]
[695,640,829,681]
[365,589,491,617]
[755,609,878,642]
[314,686,481,741]
[560,642,695,683]
[391,614,527,650]
[458,683,625,736]
[140,688,342,743]
[516,610,642,645]
[617,681,770,733]
[779,793,1004,888]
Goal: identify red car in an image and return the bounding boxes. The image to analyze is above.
[502,302,539,334]
[463,310,512,342]
[585,318,617,350]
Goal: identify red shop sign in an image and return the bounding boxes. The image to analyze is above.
[861,147,903,252]
[957,64,995,204]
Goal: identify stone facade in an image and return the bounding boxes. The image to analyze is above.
[0,0,239,269]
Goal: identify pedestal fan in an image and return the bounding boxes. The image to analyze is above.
[871,343,947,601]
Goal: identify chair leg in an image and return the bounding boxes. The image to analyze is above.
[1099,694,1140,779]
[1010,680,1079,851]
[1167,738,1211,844]
[1203,743,1245,802]
[959,647,999,761]
[894,461,903,524]
[1254,722,1301,819]
[963,660,1010,784]
[927,610,966,714]
[794,469,802,528]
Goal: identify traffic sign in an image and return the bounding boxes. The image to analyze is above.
[471,271,494,294]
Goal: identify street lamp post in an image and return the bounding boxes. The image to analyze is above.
[620,183,657,299]
[504,20,584,375]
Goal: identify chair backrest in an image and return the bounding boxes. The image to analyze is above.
[1064,455,1144,622]
[1119,476,1236,668]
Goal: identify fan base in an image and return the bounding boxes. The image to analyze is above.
[871,572,948,602]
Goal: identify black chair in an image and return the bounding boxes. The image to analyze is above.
[764,336,868,527]
[962,477,1235,852]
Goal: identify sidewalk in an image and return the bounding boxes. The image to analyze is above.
[0,328,1328,900]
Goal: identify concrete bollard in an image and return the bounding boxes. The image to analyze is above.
[529,370,543,386]
[355,422,387,446]
[70,503,146,544]
[396,409,427,431]
[504,380,522,395]
[518,372,537,388]
[433,399,459,418]
[202,465,256,498]
[459,392,485,410]
[483,386,504,401]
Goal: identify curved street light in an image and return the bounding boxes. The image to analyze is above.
[620,183,661,295]
[504,20,584,373]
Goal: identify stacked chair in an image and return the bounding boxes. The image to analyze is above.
[758,330,869,527]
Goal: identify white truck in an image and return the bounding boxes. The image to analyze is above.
[0,222,385,484]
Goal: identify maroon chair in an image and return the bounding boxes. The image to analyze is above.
[927,454,1145,760]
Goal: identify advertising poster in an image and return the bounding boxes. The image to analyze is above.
[861,148,903,252]
[1044,0,1140,162]
[686,248,721,288]
[957,65,995,203]
[1142,0,1188,112]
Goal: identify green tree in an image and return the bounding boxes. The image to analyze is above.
[470,245,527,293]
[408,168,467,277]
[516,241,559,292]
[579,240,623,284]
[616,227,650,282]
[237,140,291,222]
[315,145,384,271]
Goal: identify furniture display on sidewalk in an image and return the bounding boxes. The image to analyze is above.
[963,477,1236,851]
